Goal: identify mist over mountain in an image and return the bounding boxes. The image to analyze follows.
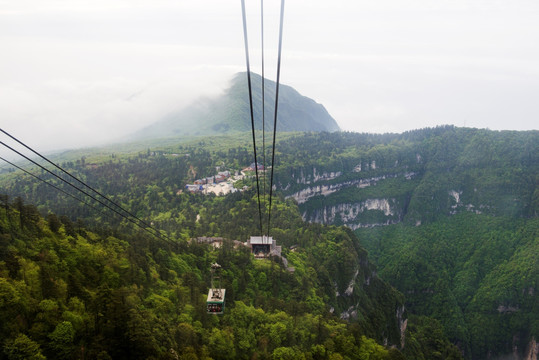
[130,72,340,140]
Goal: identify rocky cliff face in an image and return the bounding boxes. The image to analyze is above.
[327,245,405,347]
[305,199,401,229]
[525,338,538,360]
[276,128,538,229]
[273,129,538,359]
[282,166,419,228]
[281,162,421,228]
[287,171,417,204]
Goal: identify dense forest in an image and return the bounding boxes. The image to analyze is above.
[1,126,537,359]
[358,215,538,359]
[0,195,462,359]
[271,127,539,359]
[271,127,538,359]
[274,127,538,225]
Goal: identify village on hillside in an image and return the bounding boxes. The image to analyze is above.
[182,163,264,196]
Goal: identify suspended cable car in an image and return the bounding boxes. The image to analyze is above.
[207,263,225,314]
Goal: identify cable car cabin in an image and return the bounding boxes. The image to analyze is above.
[248,236,281,258]
[207,288,226,314]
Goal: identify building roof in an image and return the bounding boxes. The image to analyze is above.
[249,236,273,245]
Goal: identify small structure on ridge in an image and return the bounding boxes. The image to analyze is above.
[248,236,281,258]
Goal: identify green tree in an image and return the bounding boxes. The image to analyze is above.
[207,328,236,360]
[3,334,46,360]
[48,321,75,359]
[46,213,61,233]
[358,336,388,360]
[272,346,305,360]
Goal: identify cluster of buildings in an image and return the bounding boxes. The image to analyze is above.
[185,170,232,193]
[184,170,243,196]
[193,170,232,186]
[242,163,265,172]
[183,163,267,196]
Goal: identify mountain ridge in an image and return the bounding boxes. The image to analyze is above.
[130,72,340,140]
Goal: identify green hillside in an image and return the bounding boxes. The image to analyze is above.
[274,127,538,226]
[357,215,539,359]
[0,193,459,360]
[1,126,537,359]
[267,127,538,359]
[130,73,340,140]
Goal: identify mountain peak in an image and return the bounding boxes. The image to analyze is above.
[131,72,340,140]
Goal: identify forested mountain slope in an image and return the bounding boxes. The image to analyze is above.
[0,137,444,359]
[1,125,537,359]
[268,127,538,359]
[0,195,461,359]
[358,215,538,359]
[274,127,538,227]
[130,72,340,140]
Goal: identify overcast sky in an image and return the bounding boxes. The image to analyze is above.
[1,0,538,155]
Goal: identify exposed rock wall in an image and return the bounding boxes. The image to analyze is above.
[335,262,406,347]
[304,199,402,229]
[286,172,416,204]
[290,167,342,185]
[525,338,538,360]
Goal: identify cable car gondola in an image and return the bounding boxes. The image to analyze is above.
[207,263,225,314]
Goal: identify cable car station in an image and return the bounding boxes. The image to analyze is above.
[248,235,281,258]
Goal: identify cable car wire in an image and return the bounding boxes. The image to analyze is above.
[0,140,157,238]
[0,128,168,240]
[241,0,264,235]
[0,155,104,216]
[261,0,267,230]
[267,0,285,237]
[240,0,285,238]
[0,139,172,243]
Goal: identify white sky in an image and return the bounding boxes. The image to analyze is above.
[1,0,538,154]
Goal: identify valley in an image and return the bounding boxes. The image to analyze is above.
[1,126,537,359]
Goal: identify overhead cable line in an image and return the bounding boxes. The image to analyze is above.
[0,128,168,241]
[0,140,160,239]
[0,138,172,244]
[267,0,285,237]
[0,155,104,216]
[261,0,267,226]
[2,151,177,249]
[240,0,285,237]
[241,0,264,235]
